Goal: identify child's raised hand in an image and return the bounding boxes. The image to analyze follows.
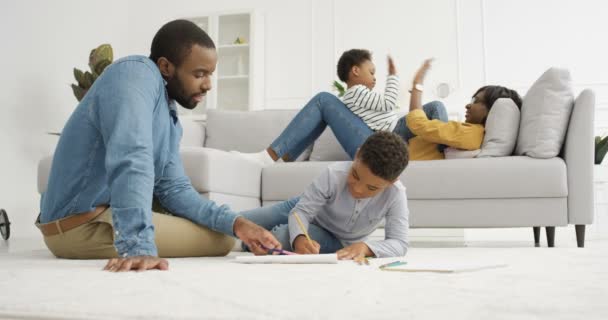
[388,56,397,76]
[293,235,321,254]
[413,58,434,85]
[336,242,373,261]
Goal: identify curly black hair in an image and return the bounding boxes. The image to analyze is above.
[473,85,523,110]
[337,49,372,82]
[358,131,409,181]
[150,19,216,67]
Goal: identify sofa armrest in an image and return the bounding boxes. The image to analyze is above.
[180,147,262,198]
[37,155,53,194]
[563,89,595,225]
[180,118,206,147]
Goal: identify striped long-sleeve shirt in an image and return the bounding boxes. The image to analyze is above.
[341,75,400,131]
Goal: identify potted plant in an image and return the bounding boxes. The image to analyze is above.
[332,80,346,97]
[595,135,608,183]
[71,44,114,101]
[596,135,608,165]
[50,44,114,136]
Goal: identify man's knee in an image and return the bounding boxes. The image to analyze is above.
[313,92,341,106]
[214,235,236,256]
[423,100,446,112]
[270,224,292,250]
[286,196,300,210]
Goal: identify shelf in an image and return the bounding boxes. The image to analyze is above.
[218,75,249,80]
[184,10,262,111]
[218,44,249,50]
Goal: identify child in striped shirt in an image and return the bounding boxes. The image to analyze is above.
[338,49,400,132]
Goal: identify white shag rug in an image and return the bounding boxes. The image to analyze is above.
[1,238,607,320]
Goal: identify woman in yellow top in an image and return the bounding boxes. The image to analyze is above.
[394,59,523,160]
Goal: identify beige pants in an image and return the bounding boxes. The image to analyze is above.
[41,208,235,259]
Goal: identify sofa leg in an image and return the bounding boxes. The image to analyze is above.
[545,227,555,247]
[575,225,585,248]
[533,227,540,247]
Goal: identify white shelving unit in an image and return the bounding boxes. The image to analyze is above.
[180,11,264,119]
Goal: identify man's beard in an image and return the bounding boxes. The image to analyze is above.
[165,74,200,110]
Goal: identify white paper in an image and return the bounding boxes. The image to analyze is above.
[234,253,338,264]
[382,262,507,273]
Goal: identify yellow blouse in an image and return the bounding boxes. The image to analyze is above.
[405,109,485,160]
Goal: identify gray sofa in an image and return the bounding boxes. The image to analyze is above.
[37,90,596,248]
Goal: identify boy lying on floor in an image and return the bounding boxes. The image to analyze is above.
[241,131,410,261]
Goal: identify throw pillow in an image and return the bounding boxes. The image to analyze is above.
[515,68,574,158]
[477,98,520,157]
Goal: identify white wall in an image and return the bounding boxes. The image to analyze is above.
[1,0,607,239]
[1,0,132,238]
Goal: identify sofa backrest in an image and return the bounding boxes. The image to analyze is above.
[203,108,359,161]
[204,109,315,161]
[205,109,298,152]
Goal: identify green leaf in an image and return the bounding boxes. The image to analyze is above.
[71,84,87,102]
[89,44,113,71]
[82,71,94,89]
[596,136,608,164]
[73,68,86,87]
[94,59,112,75]
[332,80,346,97]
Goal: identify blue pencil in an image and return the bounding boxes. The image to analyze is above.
[379,261,407,269]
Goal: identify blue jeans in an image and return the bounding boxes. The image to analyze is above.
[241,197,344,253]
[392,101,448,151]
[270,92,373,160]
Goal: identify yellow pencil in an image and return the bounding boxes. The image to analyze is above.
[293,212,312,244]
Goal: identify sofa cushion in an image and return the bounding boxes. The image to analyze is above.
[261,157,567,201]
[403,157,567,199]
[444,148,481,159]
[477,98,520,157]
[181,147,262,198]
[309,128,351,161]
[515,68,574,158]
[205,109,312,161]
[262,161,336,200]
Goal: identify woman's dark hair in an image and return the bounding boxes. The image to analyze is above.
[150,19,215,66]
[473,85,523,111]
[358,131,409,181]
[337,49,372,82]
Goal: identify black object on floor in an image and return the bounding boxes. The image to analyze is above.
[0,209,10,240]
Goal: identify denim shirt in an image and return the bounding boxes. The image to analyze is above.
[40,55,239,257]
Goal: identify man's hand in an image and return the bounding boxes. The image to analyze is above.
[293,235,320,254]
[336,242,374,261]
[103,256,169,272]
[388,56,397,76]
[412,58,433,86]
[234,217,281,255]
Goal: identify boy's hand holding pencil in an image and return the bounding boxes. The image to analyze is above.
[293,235,320,254]
[292,212,321,254]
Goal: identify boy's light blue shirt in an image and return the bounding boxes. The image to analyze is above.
[40,55,239,257]
[288,162,409,257]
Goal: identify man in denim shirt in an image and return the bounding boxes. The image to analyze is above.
[37,20,280,272]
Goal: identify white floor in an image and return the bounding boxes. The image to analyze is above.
[1,235,607,320]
